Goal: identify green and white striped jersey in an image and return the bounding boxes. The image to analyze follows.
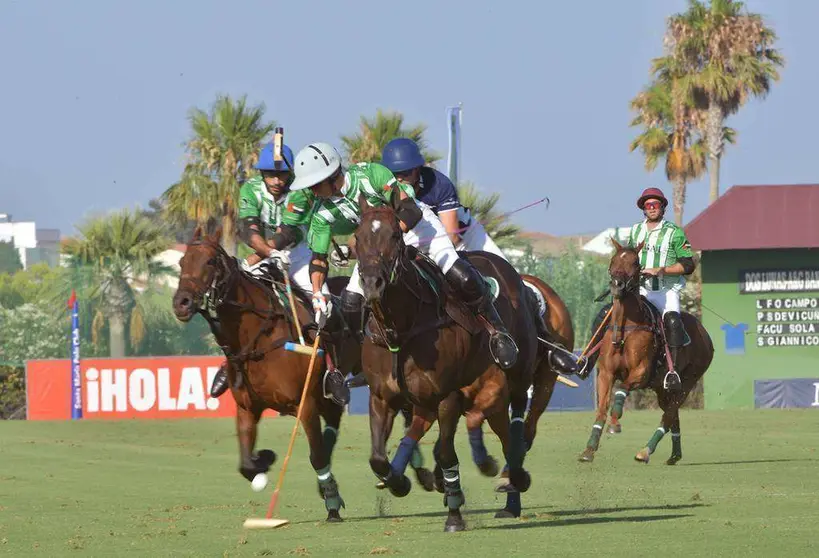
[306,162,414,255]
[238,176,314,244]
[627,219,694,291]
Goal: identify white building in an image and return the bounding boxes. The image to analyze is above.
[0,214,60,269]
[582,226,633,255]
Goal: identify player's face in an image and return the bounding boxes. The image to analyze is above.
[262,170,290,196]
[393,167,420,187]
[642,199,664,221]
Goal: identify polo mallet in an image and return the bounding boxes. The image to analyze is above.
[243,331,324,529]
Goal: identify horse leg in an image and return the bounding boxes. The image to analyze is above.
[667,404,683,465]
[437,392,467,533]
[580,367,614,462]
[236,404,276,484]
[485,407,522,518]
[609,384,629,434]
[303,405,345,522]
[524,362,556,451]
[465,374,505,477]
[635,390,674,464]
[321,401,342,466]
[401,406,434,491]
[368,394,409,497]
[387,407,435,495]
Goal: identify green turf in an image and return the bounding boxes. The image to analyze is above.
[1,409,817,557]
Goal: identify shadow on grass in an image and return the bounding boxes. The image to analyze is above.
[680,458,818,467]
[480,512,693,530]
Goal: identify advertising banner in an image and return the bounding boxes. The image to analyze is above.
[26,357,278,421]
[754,378,819,409]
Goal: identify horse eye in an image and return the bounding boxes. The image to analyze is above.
[207,258,217,265]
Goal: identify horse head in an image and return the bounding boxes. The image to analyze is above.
[608,237,645,300]
[172,225,230,322]
[354,192,405,304]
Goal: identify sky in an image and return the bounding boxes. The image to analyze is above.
[0,0,814,239]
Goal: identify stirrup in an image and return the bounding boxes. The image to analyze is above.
[323,369,350,406]
[663,370,682,391]
[489,331,519,370]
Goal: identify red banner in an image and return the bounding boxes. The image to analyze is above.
[26,357,278,421]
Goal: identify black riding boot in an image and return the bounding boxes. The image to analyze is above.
[339,290,369,391]
[576,303,612,379]
[663,311,685,392]
[445,259,519,370]
[210,362,230,398]
[525,289,579,375]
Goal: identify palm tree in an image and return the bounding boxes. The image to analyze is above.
[457,182,520,249]
[629,73,715,225]
[340,109,441,165]
[61,209,172,358]
[163,94,275,255]
[666,0,784,202]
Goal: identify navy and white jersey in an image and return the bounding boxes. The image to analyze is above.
[414,167,471,225]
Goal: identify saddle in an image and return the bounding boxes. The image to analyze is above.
[635,296,692,384]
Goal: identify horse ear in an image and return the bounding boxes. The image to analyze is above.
[635,240,645,253]
[192,225,202,241]
[211,225,223,243]
[358,192,369,214]
[610,236,623,251]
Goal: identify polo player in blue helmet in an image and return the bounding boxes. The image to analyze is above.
[379,137,579,377]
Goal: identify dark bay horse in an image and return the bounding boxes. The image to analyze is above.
[578,238,714,464]
[171,226,351,522]
[399,273,577,493]
[353,193,539,532]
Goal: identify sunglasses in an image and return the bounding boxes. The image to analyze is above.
[643,201,663,210]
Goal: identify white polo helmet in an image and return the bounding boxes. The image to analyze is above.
[290,142,343,191]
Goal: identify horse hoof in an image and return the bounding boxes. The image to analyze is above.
[388,474,412,498]
[509,469,531,493]
[579,449,595,463]
[478,456,500,477]
[414,468,436,492]
[444,516,466,532]
[635,448,651,463]
[494,508,519,519]
[326,509,343,522]
[494,481,516,494]
[608,424,622,434]
[375,481,386,490]
[666,455,682,466]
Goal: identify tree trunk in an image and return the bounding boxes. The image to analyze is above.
[709,153,721,204]
[221,214,237,257]
[109,313,127,358]
[672,177,686,226]
[706,102,724,204]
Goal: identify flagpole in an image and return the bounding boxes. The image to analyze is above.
[68,289,82,420]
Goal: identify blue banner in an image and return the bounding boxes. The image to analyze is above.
[754,378,819,409]
[446,105,462,186]
[69,290,82,420]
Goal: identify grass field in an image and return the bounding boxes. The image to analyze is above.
[1,409,817,557]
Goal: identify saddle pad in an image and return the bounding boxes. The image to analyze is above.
[523,280,547,317]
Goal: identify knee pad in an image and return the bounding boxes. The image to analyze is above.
[444,258,487,304]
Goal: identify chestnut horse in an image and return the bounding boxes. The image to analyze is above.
[578,238,714,464]
[171,226,355,522]
[352,193,539,532]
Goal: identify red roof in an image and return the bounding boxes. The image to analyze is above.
[685,184,819,251]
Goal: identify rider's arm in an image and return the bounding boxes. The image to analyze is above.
[307,213,332,294]
[237,184,275,257]
[438,210,460,245]
[662,229,696,276]
[433,171,463,245]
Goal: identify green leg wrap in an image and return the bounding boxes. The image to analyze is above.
[442,464,465,510]
[316,465,345,512]
[612,390,628,420]
[410,446,424,469]
[322,426,338,464]
[587,421,605,450]
[671,432,682,456]
[646,426,666,453]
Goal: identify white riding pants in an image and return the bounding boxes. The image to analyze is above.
[458,216,507,261]
[639,285,681,316]
[346,202,460,296]
[243,241,329,296]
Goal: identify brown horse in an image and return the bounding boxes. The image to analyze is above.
[171,226,352,522]
[398,273,576,492]
[578,238,714,464]
[353,194,539,531]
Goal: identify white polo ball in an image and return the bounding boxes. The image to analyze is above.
[251,473,268,492]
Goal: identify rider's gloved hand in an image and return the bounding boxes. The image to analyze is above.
[329,245,351,268]
[311,291,331,328]
[266,248,290,271]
